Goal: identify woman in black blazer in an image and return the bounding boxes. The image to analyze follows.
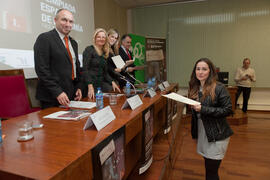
[83,28,120,99]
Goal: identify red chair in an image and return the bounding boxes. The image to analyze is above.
[0,69,40,119]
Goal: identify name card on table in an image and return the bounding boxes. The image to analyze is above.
[163,81,170,88]
[99,139,115,165]
[143,88,157,98]
[83,106,115,131]
[121,94,143,110]
[157,83,165,91]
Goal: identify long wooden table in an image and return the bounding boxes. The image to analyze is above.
[0,84,180,179]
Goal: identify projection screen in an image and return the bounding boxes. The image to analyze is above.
[0,0,95,78]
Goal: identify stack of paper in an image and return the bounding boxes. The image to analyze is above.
[68,101,96,109]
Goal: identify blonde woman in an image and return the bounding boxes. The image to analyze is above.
[108,28,120,55]
[83,28,120,100]
[107,28,123,83]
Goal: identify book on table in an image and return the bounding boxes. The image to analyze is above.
[43,109,91,121]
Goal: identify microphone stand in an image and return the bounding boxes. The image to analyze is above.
[114,71,138,94]
[120,77,137,95]
[127,72,144,85]
[114,71,137,94]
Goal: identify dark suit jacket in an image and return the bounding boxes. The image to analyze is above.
[34,29,82,103]
[118,46,135,87]
[119,47,134,65]
[107,52,119,82]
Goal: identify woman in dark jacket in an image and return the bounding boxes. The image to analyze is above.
[188,58,233,180]
[82,28,120,99]
[107,28,121,82]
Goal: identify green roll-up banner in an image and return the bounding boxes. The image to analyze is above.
[129,34,145,83]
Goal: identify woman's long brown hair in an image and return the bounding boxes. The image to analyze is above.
[188,58,217,102]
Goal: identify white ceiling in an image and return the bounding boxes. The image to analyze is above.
[113,0,203,9]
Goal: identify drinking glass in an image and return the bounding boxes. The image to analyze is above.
[17,121,34,142]
[109,94,117,105]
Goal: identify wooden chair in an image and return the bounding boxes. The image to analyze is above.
[0,69,40,119]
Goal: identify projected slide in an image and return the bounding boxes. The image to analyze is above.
[0,0,32,33]
[0,0,94,78]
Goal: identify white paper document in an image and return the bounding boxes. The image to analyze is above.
[103,93,125,97]
[43,110,91,121]
[111,55,126,69]
[68,101,96,109]
[162,92,200,105]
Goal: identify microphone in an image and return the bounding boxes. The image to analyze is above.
[127,72,143,85]
[119,77,137,94]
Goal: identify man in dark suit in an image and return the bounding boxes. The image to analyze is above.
[34,9,82,109]
[118,34,136,88]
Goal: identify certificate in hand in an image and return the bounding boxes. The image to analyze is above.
[162,92,200,105]
[111,55,126,69]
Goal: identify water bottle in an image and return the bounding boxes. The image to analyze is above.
[147,79,152,89]
[126,81,131,97]
[151,77,156,88]
[96,87,103,110]
[0,119,2,143]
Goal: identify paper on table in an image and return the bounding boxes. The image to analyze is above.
[103,93,125,97]
[69,101,96,109]
[162,92,200,105]
[43,110,91,121]
[111,55,125,69]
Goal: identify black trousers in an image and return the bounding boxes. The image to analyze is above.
[40,100,60,109]
[204,157,222,180]
[235,86,251,112]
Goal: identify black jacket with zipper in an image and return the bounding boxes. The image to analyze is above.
[191,82,234,142]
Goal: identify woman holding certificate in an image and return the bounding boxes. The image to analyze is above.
[82,28,120,99]
[188,58,233,180]
[107,29,122,82]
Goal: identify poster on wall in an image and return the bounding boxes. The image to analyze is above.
[139,105,154,174]
[129,34,146,83]
[145,37,167,82]
[91,126,125,180]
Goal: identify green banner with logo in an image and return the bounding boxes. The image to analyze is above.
[129,34,145,83]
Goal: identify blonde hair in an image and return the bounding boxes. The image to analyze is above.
[107,28,120,55]
[92,28,110,58]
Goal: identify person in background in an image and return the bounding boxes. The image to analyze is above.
[107,28,121,82]
[34,9,82,109]
[234,58,256,113]
[82,28,120,100]
[118,34,136,88]
[188,58,233,180]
